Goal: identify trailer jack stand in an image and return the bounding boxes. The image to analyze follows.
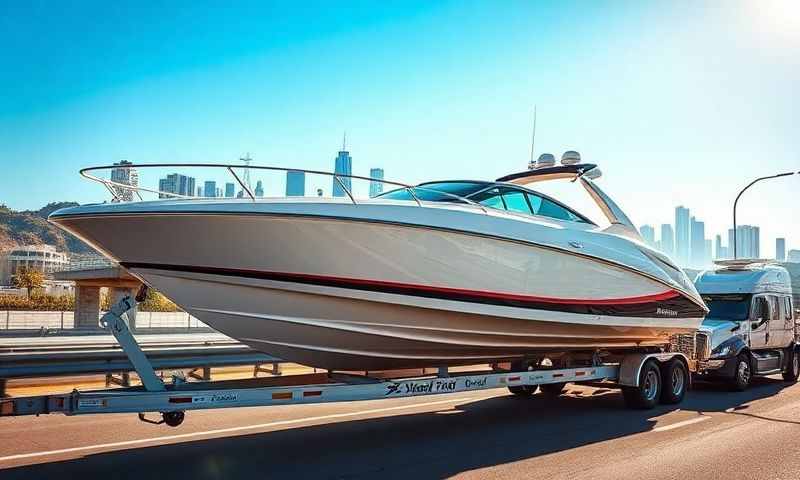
[138,411,185,427]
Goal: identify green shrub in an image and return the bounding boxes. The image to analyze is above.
[0,293,75,311]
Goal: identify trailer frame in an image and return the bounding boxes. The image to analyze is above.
[1,290,694,427]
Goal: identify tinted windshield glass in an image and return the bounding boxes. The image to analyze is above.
[702,294,752,321]
[379,182,487,202]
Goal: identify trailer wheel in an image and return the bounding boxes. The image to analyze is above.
[622,360,661,409]
[730,353,752,391]
[659,359,688,404]
[162,411,185,427]
[508,385,538,396]
[782,348,799,382]
[508,359,539,396]
[539,382,567,397]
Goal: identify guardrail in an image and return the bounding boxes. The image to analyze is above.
[0,310,210,331]
[0,336,284,395]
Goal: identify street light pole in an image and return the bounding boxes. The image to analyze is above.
[732,172,796,259]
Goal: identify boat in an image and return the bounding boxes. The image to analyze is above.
[48,156,708,370]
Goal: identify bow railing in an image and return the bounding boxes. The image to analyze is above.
[79,163,487,211]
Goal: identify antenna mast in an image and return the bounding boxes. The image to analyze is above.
[528,105,537,170]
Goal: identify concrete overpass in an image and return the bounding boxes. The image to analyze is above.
[54,265,142,329]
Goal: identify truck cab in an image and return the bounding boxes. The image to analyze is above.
[694,260,798,390]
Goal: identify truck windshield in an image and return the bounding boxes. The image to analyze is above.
[702,294,752,321]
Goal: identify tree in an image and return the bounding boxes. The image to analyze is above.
[12,266,46,298]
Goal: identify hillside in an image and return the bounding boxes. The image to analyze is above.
[0,202,97,255]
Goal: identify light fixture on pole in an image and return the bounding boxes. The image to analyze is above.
[732,171,795,259]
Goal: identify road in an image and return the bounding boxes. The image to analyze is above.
[2,377,800,479]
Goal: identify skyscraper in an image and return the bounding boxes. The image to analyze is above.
[159,173,196,199]
[369,168,385,198]
[332,133,352,197]
[254,180,264,197]
[109,160,139,202]
[715,234,726,260]
[776,238,786,261]
[704,239,712,267]
[639,225,656,248]
[286,170,305,197]
[690,216,706,268]
[203,180,217,197]
[675,206,690,266]
[225,183,235,198]
[730,225,760,258]
[660,224,674,258]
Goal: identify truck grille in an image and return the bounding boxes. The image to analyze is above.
[695,332,710,360]
[669,333,696,359]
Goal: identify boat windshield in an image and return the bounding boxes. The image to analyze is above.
[379,181,489,202]
[702,294,752,321]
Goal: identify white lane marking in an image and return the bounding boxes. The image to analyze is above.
[0,396,479,463]
[652,415,711,432]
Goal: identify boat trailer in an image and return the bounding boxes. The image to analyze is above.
[1,288,694,427]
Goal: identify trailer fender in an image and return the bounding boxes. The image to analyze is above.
[618,353,689,387]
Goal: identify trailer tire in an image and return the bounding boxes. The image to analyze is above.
[782,348,799,382]
[540,382,567,397]
[659,358,688,404]
[730,353,752,391]
[508,385,538,396]
[622,360,661,409]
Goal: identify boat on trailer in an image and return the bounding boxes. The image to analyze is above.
[47,157,707,371]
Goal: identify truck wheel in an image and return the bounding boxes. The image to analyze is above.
[508,385,538,396]
[540,382,567,397]
[660,359,688,404]
[730,353,752,391]
[622,360,661,409]
[782,348,799,382]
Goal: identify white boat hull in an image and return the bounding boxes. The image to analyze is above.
[51,203,706,370]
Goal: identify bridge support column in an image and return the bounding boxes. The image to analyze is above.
[75,285,101,329]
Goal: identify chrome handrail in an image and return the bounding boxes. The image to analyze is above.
[79,163,487,211]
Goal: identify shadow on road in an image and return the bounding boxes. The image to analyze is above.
[2,378,794,480]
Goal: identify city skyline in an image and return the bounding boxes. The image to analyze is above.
[2,2,798,256]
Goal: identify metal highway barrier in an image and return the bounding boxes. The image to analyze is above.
[0,336,284,395]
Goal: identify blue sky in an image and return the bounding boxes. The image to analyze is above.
[1,0,798,257]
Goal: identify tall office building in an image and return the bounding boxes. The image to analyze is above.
[788,250,800,263]
[225,183,235,198]
[729,225,760,259]
[776,238,786,261]
[639,225,656,248]
[715,234,727,260]
[332,134,352,197]
[690,216,706,268]
[660,224,674,258]
[159,173,195,199]
[216,187,221,197]
[369,168,385,198]
[203,181,217,198]
[704,239,712,267]
[286,170,305,197]
[109,160,139,202]
[197,187,202,197]
[675,206,691,266]
[255,180,264,197]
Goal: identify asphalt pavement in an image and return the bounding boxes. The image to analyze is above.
[2,377,800,479]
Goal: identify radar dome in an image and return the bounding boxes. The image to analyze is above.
[561,151,581,165]
[536,153,556,169]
